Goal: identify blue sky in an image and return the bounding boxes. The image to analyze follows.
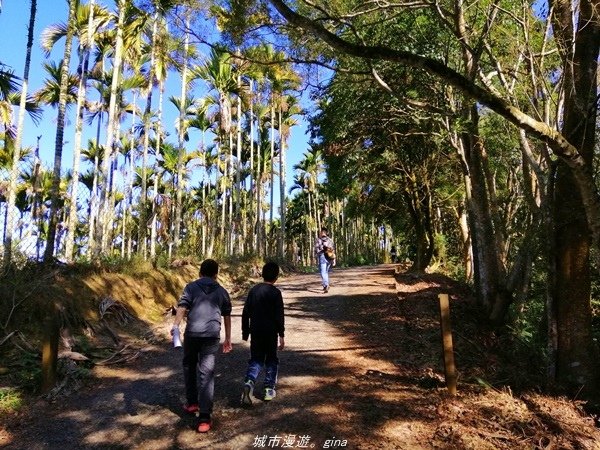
[0,0,311,207]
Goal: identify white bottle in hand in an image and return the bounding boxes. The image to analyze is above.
[172,327,182,348]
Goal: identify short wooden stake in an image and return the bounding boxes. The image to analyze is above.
[41,309,60,394]
[438,293,457,395]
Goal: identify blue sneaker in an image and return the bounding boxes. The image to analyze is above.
[263,387,276,401]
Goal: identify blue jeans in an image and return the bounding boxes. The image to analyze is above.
[182,336,220,416]
[245,333,279,388]
[319,254,331,287]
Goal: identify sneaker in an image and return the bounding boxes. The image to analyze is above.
[324,285,329,293]
[183,403,199,414]
[263,387,276,401]
[197,420,212,433]
[241,380,254,406]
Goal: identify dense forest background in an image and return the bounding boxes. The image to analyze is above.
[1,0,599,404]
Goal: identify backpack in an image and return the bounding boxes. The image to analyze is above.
[324,247,336,261]
[322,237,336,261]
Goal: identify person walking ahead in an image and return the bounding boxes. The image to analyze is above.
[315,227,335,293]
[172,259,232,433]
[241,262,285,404]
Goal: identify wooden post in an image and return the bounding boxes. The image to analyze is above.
[41,308,60,394]
[438,293,457,395]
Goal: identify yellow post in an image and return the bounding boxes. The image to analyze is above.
[438,293,457,395]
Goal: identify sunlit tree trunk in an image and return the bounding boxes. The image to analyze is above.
[44,0,75,262]
[214,138,222,253]
[269,104,275,226]
[122,132,135,258]
[278,106,286,259]
[150,79,165,259]
[248,80,255,254]
[106,110,123,253]
[65,0,95,262]
[235,72,243,255]
[173,13,190,255]
[4,0,37,266]
[255,142,262,256]
[96,0,126,256]
[228,129,234,254]
[86,142,100,258]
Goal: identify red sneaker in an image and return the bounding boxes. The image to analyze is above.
[197,421,212,433]
[183,404,199,414]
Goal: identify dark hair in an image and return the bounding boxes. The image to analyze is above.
[262,261,280,282]
[321,226,328,234]
[200,259,219,277]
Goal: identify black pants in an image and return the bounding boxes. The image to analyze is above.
[182,336,220,416]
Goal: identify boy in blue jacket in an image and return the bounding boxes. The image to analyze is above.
[241,261,285,404]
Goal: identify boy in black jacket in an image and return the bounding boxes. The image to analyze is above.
[241,261,285,404]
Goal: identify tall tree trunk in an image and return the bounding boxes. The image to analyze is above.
[122,90,137,258]
[269,104,275,225]
[86,141,100,258]
[255,144,262,256]
[173,13,190,255]
[126,137,134,258]
[235,72,243,254]
[551,0,600,393]
[4,0,37,266]
[106,115,122,253]
[465,126,512,322]
[228,129,234,254]
[215,139,222,254]
[150,79,165,259]
[65,0,95,262]
[96,0,126,257]
[278,106,286,259]
[455,203,473,281]
[139,123,150,257]
[249,80,256,253]
[44,0,75,262]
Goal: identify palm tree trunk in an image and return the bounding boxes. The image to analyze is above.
[228,128,234,255]
[215,139,222,253]
[96,0,126,257]
[150,79,165,259]
[308,190,314,259]
[278,106,286,258]
[126,141,134,258]
[44,0,75,262]
[122,90,137,258]
[4,0,37,266]
[249,80,255,253]
[236,76,242,255]
[138,14,160,259]
[106,149,118,253]
[255,143,262,255]
[173,12,190,254]
[138,124,150,257]
[314,182,321,233]
[65,0,95,262]
[106,114,123,254]
[200,148,206,257]
[86,142,100,258]
[269,104,275,225]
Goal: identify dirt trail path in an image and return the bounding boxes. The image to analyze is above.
[4,265,599,449]
[5,265,435,450]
